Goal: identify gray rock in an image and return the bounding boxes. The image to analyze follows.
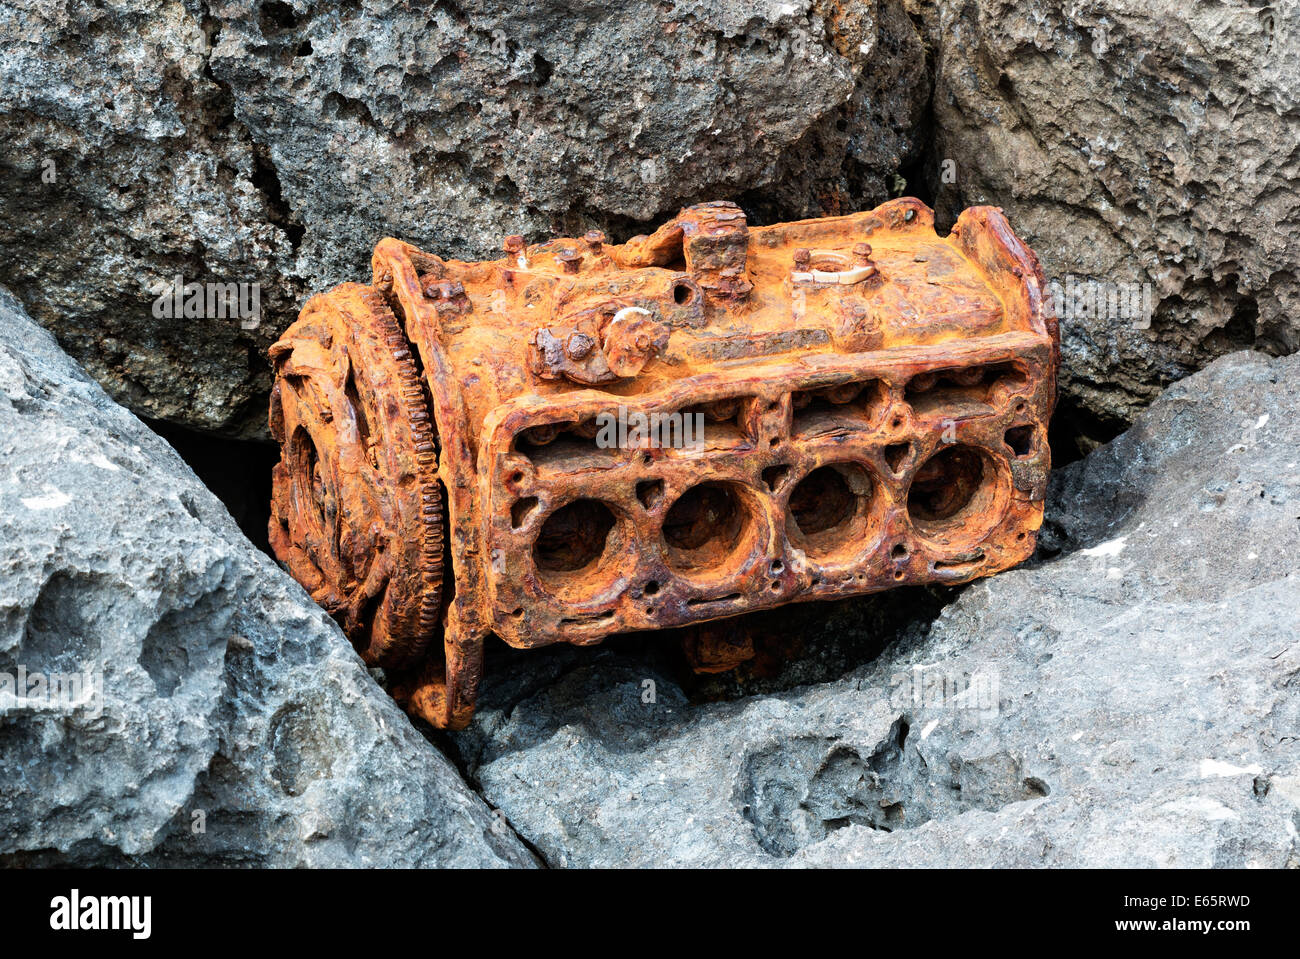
[925,0,1300,425]
[454,349,1300,867]
[0,0,928,436]
[0,287,535,867]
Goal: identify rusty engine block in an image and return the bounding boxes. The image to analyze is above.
[268,198,1058,729]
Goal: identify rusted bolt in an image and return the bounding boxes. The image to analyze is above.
[584,230,606,253]
[853,242,874,266]
[566,331,596,360]
[504,235,525,256]
[793,248,811,271]
[557,247,582,274]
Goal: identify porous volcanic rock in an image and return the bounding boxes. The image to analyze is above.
[926,0,1300,427]
[0,287,536,867]
[0,0,928,436]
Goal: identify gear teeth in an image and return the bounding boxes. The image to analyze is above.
[268,284,447,670]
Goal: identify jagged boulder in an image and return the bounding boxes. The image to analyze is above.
[0,288,535,867]
[0,0,927,436]
[926,0,1300,426]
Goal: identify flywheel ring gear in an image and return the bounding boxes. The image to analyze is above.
[268,283,445,667]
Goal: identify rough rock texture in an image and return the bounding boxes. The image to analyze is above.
[926,0,1300,425]
[0,288,536,867]
[0,0,928,437]
[453,350,1300,867]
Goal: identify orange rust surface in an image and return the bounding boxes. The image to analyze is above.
[268,198,1059,729]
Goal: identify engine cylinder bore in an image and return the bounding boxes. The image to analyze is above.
[532,498,620,598]
[906,445,1006,547]
[785,462,882,563]
[661,481,756,576]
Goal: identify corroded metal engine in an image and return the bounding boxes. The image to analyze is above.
[268,198,1058,729]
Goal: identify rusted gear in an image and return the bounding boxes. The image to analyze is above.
[268,283,445,668]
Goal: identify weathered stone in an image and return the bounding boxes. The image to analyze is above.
[0,287,535,867]
[454,350,1300,867]
[926,0,1300,425]
[0,0,928,436]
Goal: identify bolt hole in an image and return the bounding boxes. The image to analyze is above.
[884,442,910,474]
[1004,425,1034,458]
[891,543,908,559]
[770,559,784,574]
[762,464,791,491]
[511,496,539,529]
[636,479,664,509]
[644,580,660,596]
[673,282,696,305]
